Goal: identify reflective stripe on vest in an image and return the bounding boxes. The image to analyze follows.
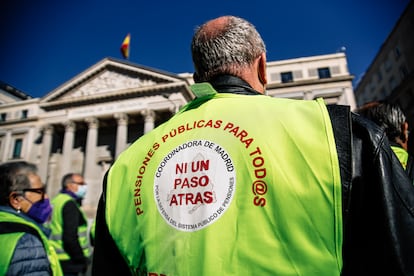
[106,86,343,275]
[0,211,63,276]
[49,193,91,260]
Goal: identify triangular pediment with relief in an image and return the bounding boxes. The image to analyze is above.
[40,57,193,110]
[61,70,158,99]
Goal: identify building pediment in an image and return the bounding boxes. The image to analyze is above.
[40,57,193,110]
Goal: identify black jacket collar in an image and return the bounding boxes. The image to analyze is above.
[209,75,262,95]
[389,141,404,149]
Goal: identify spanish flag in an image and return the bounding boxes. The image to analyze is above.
[120,33,131,59]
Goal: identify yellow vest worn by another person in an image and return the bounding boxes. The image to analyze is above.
[0,211,63,276]
[106,83,343,275]
[49,193,91,261]
[391,145,409,169]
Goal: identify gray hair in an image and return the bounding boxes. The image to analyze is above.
[0,161,38,205]
[61,173,76,189]
[191,16,266,82]
[356,101,407,143]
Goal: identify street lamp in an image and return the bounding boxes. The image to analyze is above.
[162,94,179,113]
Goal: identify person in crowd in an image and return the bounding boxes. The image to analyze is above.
[0,161,62,275]
[49,173,91,276]
[355,100,414,182]
[92,15,414,275]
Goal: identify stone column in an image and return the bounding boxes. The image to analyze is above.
[304,90,313,100]
[61,121,76,178]
[343,87,356,110]
[83,117,101,211]
[114,113,128,158]
[84,117,99,177]
[38,125,53,182]
[141,109,155,134]
[0,130,12,162]
[27,127,38,163]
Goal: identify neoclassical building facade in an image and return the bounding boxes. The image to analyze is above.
[0,53,355,217]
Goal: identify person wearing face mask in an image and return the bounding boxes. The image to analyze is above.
[0,161,63,276]
[49,173,91,276]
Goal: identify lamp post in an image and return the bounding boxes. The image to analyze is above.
[162,94,179,113]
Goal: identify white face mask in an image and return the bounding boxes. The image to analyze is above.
[75,185,87,198]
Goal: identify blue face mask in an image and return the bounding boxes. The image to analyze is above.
[75,185,87,199]
[26,198,53,224]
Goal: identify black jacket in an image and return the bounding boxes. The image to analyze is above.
[93,75,414,275]
[330,105,414,275]
[60,197,89,274]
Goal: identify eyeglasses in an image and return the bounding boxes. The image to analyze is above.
[71,181,86,185]
[20,187,46,200]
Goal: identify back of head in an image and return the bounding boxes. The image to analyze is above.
[356,101,407,143]
[191,15,266,82]
[0,161,37,205]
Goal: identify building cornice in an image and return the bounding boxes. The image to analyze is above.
[0,117,38,127]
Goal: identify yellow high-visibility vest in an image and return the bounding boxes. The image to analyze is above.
[106,83,343,275]
[0,210,63,276]
[391,145,409,169]
[49,194,91,260]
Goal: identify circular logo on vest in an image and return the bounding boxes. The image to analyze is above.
[154,140,236,232]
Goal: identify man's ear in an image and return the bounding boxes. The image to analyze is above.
[9,192,21,209]
[403,121,409,131]
[258,53,267,85]
[403,122,409,140]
